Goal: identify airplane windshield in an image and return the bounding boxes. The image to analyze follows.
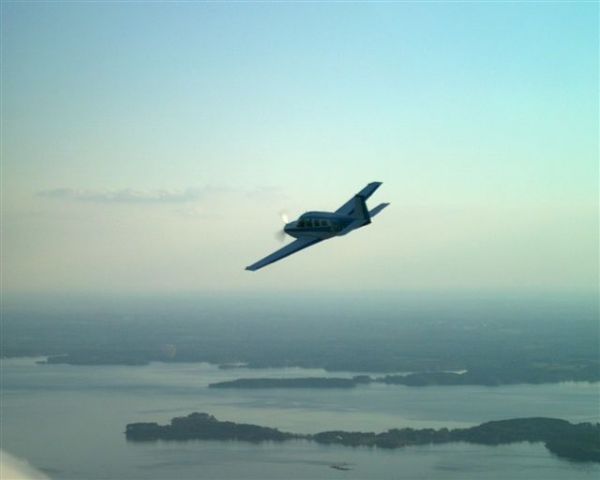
[297,218,333,229]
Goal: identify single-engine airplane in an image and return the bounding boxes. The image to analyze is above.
[246,182,389,271]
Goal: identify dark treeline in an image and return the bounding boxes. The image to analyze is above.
[125,412,600,463]
[208,360,600,389]
[126,413,296,443]
[209,377,359,389]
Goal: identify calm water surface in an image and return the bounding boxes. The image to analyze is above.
[2,358,599,479]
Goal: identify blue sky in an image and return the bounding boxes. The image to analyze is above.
[2,1,598,294]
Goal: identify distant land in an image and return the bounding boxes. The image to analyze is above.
[208,364,600,388]
[209,377,360,389]
[5,293,599,386]
[125,412,600,463]
[32,355,600,387]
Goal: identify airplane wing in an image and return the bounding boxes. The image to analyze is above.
[335,182,382,216]
[245,237,322,271]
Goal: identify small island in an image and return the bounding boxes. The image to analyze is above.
[209,377,359,389]
[126,413,298,442]
[125,413,600,463]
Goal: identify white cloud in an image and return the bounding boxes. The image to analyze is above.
[36,185,286,206]
[37,188,203,203]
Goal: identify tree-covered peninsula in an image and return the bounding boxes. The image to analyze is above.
[125,413,600,463]
[208,362,599,389]
[208,377,359,389]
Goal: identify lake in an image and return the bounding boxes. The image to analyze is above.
[1,357,599,479]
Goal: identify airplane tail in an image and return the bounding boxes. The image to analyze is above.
[369,202,390,218]
[351,195,371,224]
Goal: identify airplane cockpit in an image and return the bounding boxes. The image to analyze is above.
[297,218,332,229]
[295,216,344,233]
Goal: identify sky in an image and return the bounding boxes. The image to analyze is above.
[1,1,598,295]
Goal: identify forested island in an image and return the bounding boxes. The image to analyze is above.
[125,412,600,463]
[209,377,360,389]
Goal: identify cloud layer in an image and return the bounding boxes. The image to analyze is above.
[37,188,203,203]
[36,185,286,205]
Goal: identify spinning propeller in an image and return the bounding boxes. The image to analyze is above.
[275,211,290,242]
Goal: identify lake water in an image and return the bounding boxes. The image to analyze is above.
[1,357,599,479]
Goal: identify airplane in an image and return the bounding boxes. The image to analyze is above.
[246,182,389,271]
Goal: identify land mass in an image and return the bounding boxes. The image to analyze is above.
[125,412,600,463]
[209,377,359,389]
[37,357,600,386]
[6,294,599,386]
[208,364,599,389]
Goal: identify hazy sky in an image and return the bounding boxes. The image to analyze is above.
[2,1,598,294]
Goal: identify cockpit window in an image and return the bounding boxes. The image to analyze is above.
[297,220,305,228]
